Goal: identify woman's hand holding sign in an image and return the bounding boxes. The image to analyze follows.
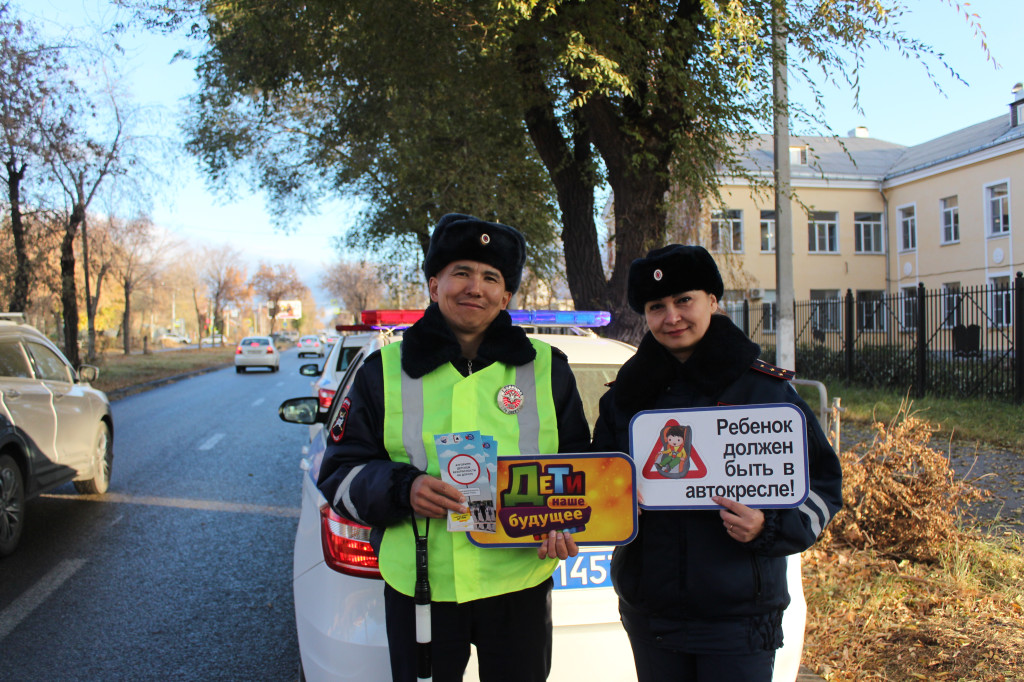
[713,495,765,543]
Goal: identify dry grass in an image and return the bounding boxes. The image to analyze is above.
[89,346,234,394]
[804,401,1024,680]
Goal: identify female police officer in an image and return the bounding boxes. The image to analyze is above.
[592,245,843,682]
[317,214,590,682]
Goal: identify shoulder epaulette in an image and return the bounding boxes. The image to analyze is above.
[750,358,795,381]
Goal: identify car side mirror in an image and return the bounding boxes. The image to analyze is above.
[279,397,323,425]
[299,363,321,377]
[78,364,100,383]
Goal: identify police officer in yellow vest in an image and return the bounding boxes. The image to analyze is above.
[318,213,591,682]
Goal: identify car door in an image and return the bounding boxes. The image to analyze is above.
[24,341,95,469]
[0,339,65,486]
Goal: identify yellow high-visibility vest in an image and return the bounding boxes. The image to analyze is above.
[378,339,559,602]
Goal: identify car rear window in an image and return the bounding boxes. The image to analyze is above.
[241,338,270,346]
[0,341,31,378]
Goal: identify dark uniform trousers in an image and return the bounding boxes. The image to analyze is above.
[384,578,553,682]
[626,633,776,682]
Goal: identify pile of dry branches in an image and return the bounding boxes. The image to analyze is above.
[803,402,1024,680]
[822,402,988,561]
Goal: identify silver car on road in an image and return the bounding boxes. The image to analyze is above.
[0,314,113,556]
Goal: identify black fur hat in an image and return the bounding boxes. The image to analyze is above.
[423,213,527,293]
[627,244,724,313]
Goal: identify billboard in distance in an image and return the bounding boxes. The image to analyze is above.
[271,300,302,319]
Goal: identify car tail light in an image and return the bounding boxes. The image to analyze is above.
[320,505,382,578]
[266,346,274,354]
[318,387,336,410]
[235,347,243,354]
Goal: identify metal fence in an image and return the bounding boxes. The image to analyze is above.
[723,272,1024,403]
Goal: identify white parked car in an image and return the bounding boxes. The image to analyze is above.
[278,311,807,682]
[0,314,113,556]
[233,336,280,373]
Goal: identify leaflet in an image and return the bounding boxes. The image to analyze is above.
[434,430,497,533]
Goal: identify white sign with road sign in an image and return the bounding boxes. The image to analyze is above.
[629,403,808,510]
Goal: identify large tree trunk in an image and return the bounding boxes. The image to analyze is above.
[515,42,606,313]
[121,280,133,355]
[60,204,85,368]
[6,158,30,313]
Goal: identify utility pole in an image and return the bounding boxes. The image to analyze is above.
[772,0,796,371]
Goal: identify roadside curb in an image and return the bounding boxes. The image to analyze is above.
[106,363,233,401]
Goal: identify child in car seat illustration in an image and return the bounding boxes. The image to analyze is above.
[655,423,692,478]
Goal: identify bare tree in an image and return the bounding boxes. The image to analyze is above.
[109,215,174,354]
[201,244,249,344]
[79,212,119,362]
[249,261,304,335]
[0,4,77,314]
[320,260,384,323]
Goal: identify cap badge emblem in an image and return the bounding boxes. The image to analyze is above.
[497,384,524,415]
[480,233,491,245]
[653,268,663,281]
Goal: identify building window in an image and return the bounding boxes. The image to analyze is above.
[900,286,918,330]
[856,290,886,331]
[810,289,840,332]
[941,196,959,243]
[987,183,1010,235]
[760,210,776,253]
[898,206,916,251]
[789,146,807,165]
[761,290,777,334]
[941,282,961,328]
[990,276,1012,327]
[854,212,883,254]
[711,210,743,253]
[807,211,838,253]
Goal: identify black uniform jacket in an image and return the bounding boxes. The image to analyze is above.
[317,303,591,540]
[591,314,843,654]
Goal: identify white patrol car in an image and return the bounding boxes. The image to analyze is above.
[278,310,806,682]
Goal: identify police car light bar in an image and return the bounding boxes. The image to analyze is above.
[361,310,424,326]
[509,310,611,327]
[360,309,611,328]
[336,324,375,332]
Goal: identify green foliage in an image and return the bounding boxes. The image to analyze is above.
[145,0,977,337]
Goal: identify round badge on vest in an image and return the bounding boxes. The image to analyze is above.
[497,384,524,415]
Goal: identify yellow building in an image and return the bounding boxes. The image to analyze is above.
[704,85,1023,328]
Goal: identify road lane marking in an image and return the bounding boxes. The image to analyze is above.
[252,398,265,407]
[40,493,300,518]
[0,558,87,641]
[198,433,225,450]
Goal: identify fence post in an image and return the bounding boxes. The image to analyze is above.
[1016,272,1023,403]
[742,299,750,337]
[844,289,854,380]
[915,282,926,398]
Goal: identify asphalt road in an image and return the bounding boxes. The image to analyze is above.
[0,349,319,681]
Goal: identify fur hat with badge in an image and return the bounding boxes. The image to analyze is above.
[423,213,527,294]
[627,244,725,313]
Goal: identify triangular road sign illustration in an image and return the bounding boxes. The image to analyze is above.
[641,419,707,480]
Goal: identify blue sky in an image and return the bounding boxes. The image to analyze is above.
[28,0,1024,310]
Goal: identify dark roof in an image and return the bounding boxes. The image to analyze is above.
[732,110,1022,182]
[735,134,906,180]
[885,114,1024,178]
